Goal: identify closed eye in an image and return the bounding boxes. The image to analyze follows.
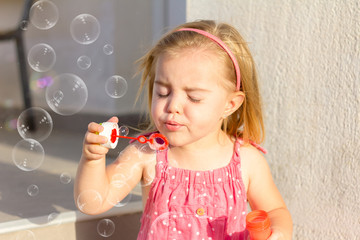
[158,93,169,98]
[188,95,202,103]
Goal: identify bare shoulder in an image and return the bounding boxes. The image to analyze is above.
[239,143,268,173]
[238,143,269,192]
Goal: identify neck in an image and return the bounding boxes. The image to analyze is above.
[168,131,234,170]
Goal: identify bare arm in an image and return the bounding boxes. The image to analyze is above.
[74,117,145,215]
[242,146,293,240]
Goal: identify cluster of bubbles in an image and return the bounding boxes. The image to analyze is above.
[7,1,138,238]
[25,0,128,118]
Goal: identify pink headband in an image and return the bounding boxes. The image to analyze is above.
[177,28,241,91]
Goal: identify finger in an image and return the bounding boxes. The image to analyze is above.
[87,144,109,155]
[83,146,108,160]
[85,132,108,144]
[107,116,118,123]
[88,122,104,133]
[267,230,283,240]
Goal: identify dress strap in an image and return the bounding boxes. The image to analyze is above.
[237,138,267,154]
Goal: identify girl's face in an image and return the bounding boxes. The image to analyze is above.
[151,48,234,148]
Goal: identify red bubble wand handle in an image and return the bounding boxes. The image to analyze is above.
[111,129,168,151]
[98,122,168,151]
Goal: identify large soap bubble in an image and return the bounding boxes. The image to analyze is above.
[29,0,59,30]
[17,107,53,142]
[12,139,45,171]
[105,75,128,98]
[70,14,100,45]
[46,73,88,116]
[28,43,56,72]
[76,189,103,214]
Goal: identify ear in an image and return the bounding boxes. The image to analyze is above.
[223,91,244,118]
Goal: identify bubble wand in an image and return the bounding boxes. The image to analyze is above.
[98,122,168,151]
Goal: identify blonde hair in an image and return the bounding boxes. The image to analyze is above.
[136,20,265,144]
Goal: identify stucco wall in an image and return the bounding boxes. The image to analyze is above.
[187,0,359,239]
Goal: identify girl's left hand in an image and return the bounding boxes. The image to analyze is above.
[267,228,286,240]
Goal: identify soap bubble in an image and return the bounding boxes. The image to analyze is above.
[105,75,128,98]
[115,193,132,207]
[30,0,59,30]
[27,184,39,196]
[16,230,36,240]
[28,43,56,72]
[12,139,44,171]
[60,172,72,184]
[76,189,103,214]
[97,219,115,237]
[48,212,63,226]
[70,14,100,45]
[119,126,129,136]
[103,44,114,55]
[46,73,88,116]
[17,107,53,142]
[77,55,91,70]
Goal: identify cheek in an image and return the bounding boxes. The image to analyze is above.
[150,98,163,120]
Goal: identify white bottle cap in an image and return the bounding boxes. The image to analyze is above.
[99,122,119,149]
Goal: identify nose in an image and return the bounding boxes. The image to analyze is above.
[166,94,182,114]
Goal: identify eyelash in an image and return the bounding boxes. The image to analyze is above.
[156,93,201,103]
[188,96,201,103]
[157,93,169,98]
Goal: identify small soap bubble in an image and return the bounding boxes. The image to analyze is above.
[28,43,56,72]
[30,0,59,30]
[77,55,91,70]
[46,73,88,116]
[16,230,36,240]
[60,172,72,184]
[103,44,114,55]
[110,173,130,189]
[12,139,44,171]
[97,218,115,237]
[70,14,100,45]
[141,167,155,187]
[105,75,128,98]
[27,184,39,196]
[17,107,53,142]
[48,212,62,226]
[76,189,103,214]
[119,126,129,136]
[115,193,132,207]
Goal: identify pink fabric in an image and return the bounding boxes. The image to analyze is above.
[177,28,241,91]
[137,139,249,240]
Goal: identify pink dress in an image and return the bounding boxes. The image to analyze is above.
[137,139,249,240]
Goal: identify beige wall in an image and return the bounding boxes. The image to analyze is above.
[187,0,359,239]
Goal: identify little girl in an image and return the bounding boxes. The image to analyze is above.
[75,20,292,239]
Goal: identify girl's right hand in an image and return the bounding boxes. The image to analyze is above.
[82,116,118,161]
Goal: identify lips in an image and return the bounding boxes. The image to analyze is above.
[164,120,183,131]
